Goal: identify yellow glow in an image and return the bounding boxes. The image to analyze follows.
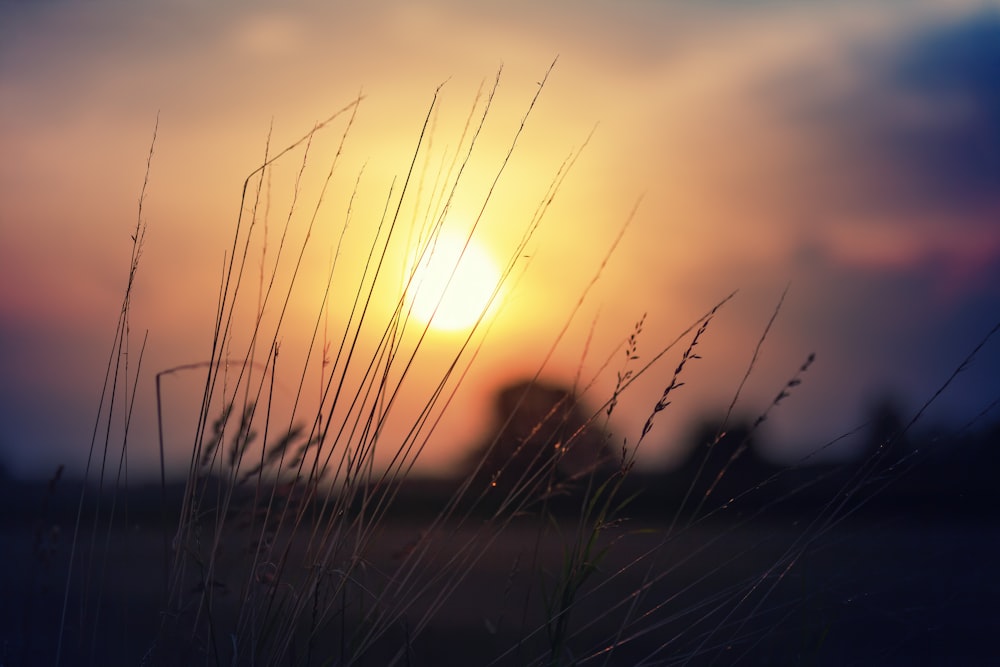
[406,231,502,332]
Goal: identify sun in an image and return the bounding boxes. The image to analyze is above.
[406,231,503,332]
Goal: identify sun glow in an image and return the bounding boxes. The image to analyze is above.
[406,231,503,332]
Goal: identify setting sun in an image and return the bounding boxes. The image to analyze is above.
[406,231,502,332]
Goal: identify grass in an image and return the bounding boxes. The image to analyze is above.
[8,65,999,666]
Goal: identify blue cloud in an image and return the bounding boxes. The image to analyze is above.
[773,9,1000,219]
[881,9,1000,211]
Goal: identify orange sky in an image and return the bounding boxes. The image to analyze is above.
[2,1,999,479]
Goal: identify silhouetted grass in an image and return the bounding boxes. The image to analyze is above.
[11,65,997,666]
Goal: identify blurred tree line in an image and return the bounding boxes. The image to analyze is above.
[459,379,1000,518]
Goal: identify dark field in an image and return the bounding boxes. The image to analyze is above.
[3,498,997,666]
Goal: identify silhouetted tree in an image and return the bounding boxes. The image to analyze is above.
[859,396,912,476]
[463,379,613,499]
[869,397,909,446]
[674,416,777,511]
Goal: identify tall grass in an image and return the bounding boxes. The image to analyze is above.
[41,66,999,666]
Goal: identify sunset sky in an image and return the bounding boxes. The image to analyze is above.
[2,1,999,480]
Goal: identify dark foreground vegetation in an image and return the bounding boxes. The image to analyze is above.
[3,412,998,665]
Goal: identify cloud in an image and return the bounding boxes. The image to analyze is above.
[883,9,1000,209]
[632,7,1000,453]
[735,9,1000,303]
[780,8,1000,215]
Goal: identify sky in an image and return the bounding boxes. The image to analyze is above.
[1,0,999,480]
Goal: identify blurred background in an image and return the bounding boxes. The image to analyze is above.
[2,0,999,480]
